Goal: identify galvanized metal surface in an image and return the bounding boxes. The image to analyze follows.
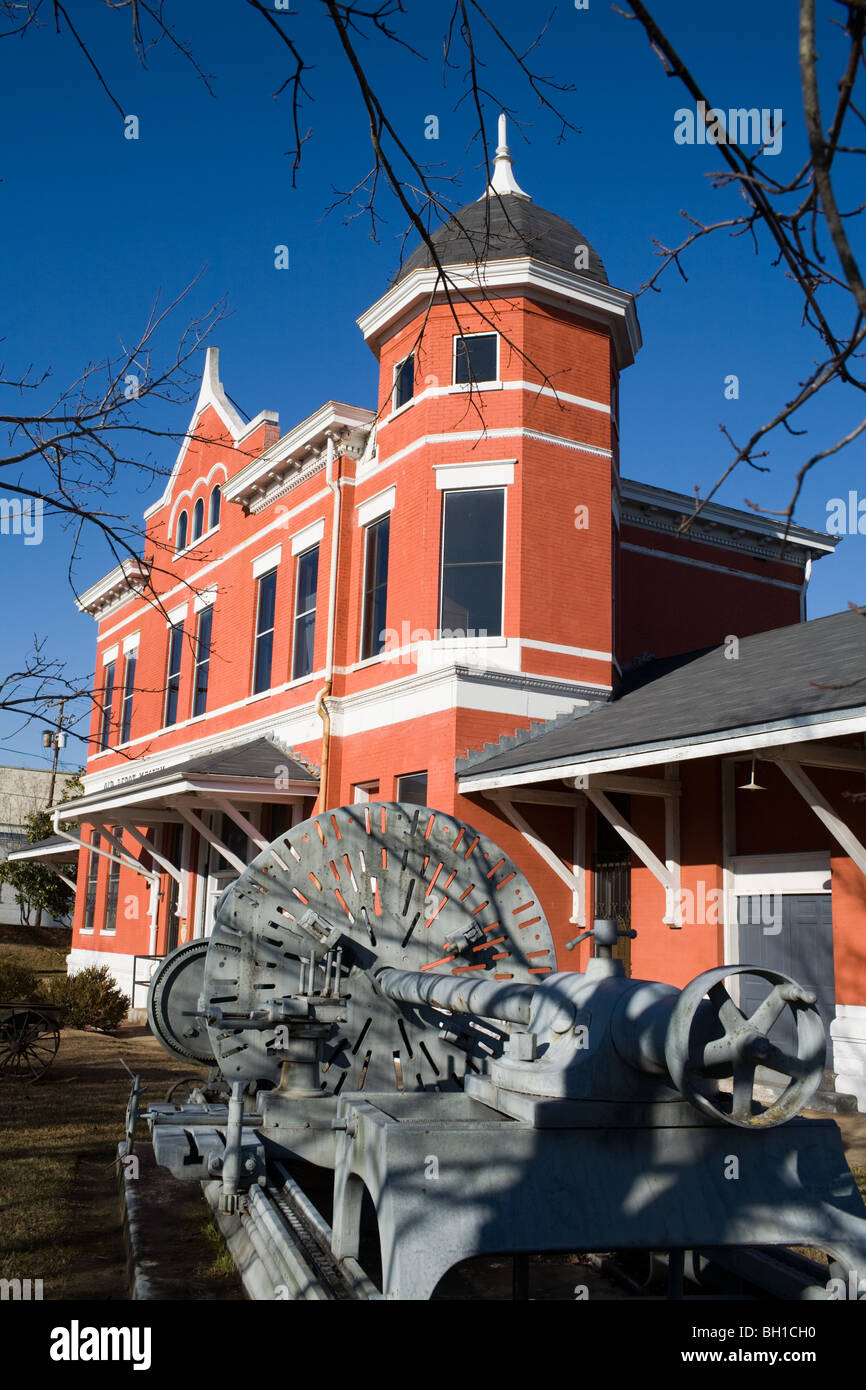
[202,803,555,1092]
[147,940,215,1066]
[140,805,866,1300]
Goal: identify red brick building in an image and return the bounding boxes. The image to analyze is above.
[40,121,866,1109]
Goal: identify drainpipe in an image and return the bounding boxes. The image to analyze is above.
[315,434,340,814]
[53,807,161,955]
[801,555,813,622]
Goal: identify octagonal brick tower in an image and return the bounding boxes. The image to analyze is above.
[355,116,641,741]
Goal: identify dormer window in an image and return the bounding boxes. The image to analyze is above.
[453,333,498,386]
[394,353,414,410]
[209,485,221,529]
[192,498,204,542]
[175,510,188,553]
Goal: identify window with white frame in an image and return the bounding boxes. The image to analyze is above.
[397,772,428,806]
[102,830,120,934]
[193,605,213,716]
[394,352,414,410]
[253,570,277,694]
[164,621,184,726]
[292,547,319,680]
[453,332,498,386]
[100,661,115,750]
[120,649,136,745]
[83,832,101,933]
[439,487,504,636]
[360,515,390,660]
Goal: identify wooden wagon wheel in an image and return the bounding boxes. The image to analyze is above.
[0,1009,60,1082]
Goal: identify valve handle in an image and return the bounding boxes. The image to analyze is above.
[665,965,826,1128]
[566,917,637,953]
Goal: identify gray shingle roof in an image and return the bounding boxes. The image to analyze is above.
[392,196,608,287]
[6,834,79,862]
[458,608,866,780]
[58,736,318,812]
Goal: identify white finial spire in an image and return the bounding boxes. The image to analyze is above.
[483,112,530,199]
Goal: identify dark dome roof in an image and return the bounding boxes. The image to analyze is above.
[392,196,607,287]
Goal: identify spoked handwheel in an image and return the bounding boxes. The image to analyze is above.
[665,966,826,1128]
[0,1010,60,1082]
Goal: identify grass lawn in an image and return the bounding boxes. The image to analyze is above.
[0,924,72,982]
[0,1022,239,1299]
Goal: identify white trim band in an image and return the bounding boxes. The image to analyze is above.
[291,519,325,556]
[194,585,218,613]
[357,486,396,527]
[434,461,515,490]
[252,545,282,579]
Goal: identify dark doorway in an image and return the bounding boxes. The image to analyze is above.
[593,794,632,975]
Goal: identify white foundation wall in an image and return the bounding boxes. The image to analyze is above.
[66,947,142,1010]
[832,1006,866,1113]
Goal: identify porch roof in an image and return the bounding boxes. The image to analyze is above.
[6,835,80,865]
[55,735,318,824]
[459,607,866,790]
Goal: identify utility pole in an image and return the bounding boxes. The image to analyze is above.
[35,700,67,929]
[46,699,66,805]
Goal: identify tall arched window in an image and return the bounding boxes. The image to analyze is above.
[209,484,221,530]
[192,498,204,541]
[175,510,188,553]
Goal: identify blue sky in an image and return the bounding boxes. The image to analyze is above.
[1,0,863,771]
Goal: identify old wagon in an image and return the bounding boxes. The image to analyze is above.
[0,1001,64,1081]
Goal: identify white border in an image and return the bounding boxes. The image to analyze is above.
[357,485,396,527]
[252,545,282,579]
[435,461,515,490]
[452,330,499,387]
[291,519,325,557]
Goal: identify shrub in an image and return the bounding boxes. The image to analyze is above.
[0,959,45,1002]
[46,965,129,1032]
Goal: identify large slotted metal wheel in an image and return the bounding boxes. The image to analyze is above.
[204,803,556,1094]
[0,1008,61,1082]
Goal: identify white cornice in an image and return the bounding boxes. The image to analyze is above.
[621,478,837,561]
[223,401,375,510]
[75,558,150,620]
[357,256,642,368]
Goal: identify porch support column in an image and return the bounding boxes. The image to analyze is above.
[571,797,586,927]
[664,765,682,928]
[178,806,248,874]
[777,760,866,878]
[721,759,738,966]
[178,820,192,920]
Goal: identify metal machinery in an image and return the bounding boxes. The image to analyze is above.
[138,802,866,1300]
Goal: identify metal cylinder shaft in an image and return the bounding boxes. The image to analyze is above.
[375,967,534,1024]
